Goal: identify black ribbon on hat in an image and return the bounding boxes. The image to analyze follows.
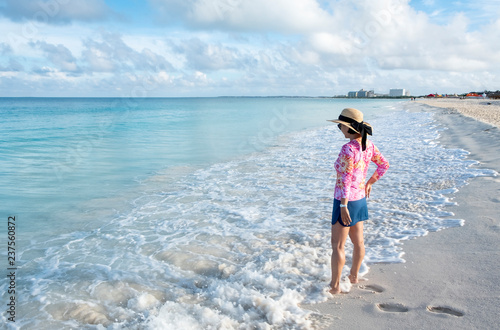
[338,115,373,151]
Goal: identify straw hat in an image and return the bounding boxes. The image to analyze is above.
[327,108,371,134]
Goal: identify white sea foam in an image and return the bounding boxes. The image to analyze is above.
[3,103,497,329]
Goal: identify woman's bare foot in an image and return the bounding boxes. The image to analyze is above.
[348,274,358,284]
[329,287,341,294]
[329,281,342,294]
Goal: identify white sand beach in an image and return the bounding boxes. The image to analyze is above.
[305,99,500,329]
[417,98,500,127]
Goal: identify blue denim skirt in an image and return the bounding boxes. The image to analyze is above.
[331,197,369,227]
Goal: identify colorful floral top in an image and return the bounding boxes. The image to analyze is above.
[334,139,389,201]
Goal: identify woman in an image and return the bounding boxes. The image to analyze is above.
[327,108,389,294]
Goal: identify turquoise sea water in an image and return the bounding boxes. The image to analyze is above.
[0,98,495,329]
[1,97,391,236]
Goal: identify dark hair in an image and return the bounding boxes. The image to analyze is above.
[347,128,357,135]
[338,123,359,135]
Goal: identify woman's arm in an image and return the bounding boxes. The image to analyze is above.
[371,145,390,179]
[340,197,351,225]
[366,145,389,198]
[365,177,377,198]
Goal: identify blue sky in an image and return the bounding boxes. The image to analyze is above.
[0,0,499,97]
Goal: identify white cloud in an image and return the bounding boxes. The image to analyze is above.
[0,58,23,72]
[0,0,499,96]
[0,0,116,24]
[150,0,334,33]
[170,37,246,71]
[81,32,174,73]
[309,32,352,55]
[31,40,81,73]
[0,42,12,54]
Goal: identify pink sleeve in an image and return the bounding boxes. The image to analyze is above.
[371,144,389,180]
[335,144,355,199]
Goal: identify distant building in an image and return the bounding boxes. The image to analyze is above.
[389,89,406,97]
[357,89,368,97]
[348,89,375,98]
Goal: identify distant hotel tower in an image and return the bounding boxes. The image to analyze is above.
[389,89,410,97]
[348,89,374,98]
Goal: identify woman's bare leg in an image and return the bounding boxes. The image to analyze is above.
[348,222,365,284]
[330,222,349,294]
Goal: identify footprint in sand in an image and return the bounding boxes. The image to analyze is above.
[359,284,384,293]
[376,303,409,313]
[427,306,464,317]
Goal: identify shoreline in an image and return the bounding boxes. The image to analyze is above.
[306,100,500,329]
